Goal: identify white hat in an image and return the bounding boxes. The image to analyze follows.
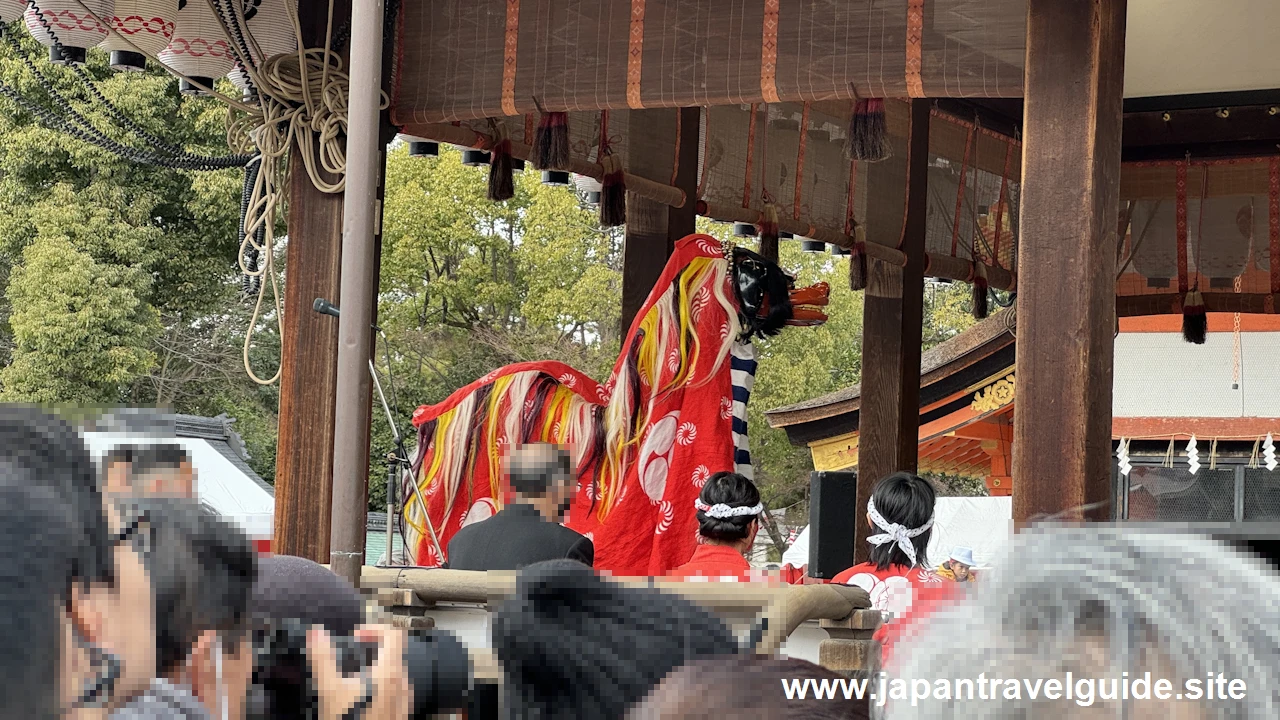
[950,546,976,567]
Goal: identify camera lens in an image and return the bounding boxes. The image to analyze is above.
[404,629,472,718]
[251,618,472,719]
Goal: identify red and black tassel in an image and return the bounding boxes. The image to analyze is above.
[600,153,626,227]
[533,101,570,170]
[972,263,989,320]
[487,123,515,201]
[1182,288,1206,344]
[847,97,889,162]
[758,204,780,264]
[849,241,868,291]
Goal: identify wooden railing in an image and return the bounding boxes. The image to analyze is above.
[357,566,883,678]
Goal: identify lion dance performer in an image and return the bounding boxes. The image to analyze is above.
[403,234,829,576]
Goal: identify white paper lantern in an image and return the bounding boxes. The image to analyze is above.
[226,0,296,93]
[99,0,177,71]
[0,1,27,23]
[24,0,114,65]
[158,0,233,95]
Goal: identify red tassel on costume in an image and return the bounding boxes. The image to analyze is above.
[847,98,889,162]
[1182,289,1206,344]
[972,264,989,320]
[600,153,626,227]
[849,241,867,291]
[758,204,780,264]
[487,126,515,201]
[534,110,570,170]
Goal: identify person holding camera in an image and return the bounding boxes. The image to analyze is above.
[249,554,473,720]
[109,500,430,720]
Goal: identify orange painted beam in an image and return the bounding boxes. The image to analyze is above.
[953,419,1014,442]
[1119,314,1280,333]
[986,476,1013,496]
[919,405,982,441]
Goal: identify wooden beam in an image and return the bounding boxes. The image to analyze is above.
[1013,0,1126,524]
[1123,105,1280,145]
[621,109,699,334]
[1113,416,1280,440]
[853,99,930,563]
[1117,292,1277,316]
[273,0,352,562]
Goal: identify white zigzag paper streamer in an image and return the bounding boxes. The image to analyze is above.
[1186,436,1200,475]
[1265,433,1277,472]
[1117,438,1132,476]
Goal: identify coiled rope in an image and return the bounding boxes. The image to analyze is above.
[53,0,393,385]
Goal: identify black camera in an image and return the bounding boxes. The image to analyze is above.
[248,617,472,719]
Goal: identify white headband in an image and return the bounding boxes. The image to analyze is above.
[695,498,764,519]
[866,496,934,566]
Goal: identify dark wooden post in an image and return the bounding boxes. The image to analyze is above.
[853,100,930,563]
[620,108,700,334]
[1013,0,1126,523]
[273,0,351,562]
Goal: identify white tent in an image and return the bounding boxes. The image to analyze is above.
[782,496,1012,569]
[82,432,275,546]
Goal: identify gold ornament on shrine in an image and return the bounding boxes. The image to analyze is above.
[971,374,1016,414]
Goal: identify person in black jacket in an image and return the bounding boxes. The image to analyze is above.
[446,442,593,570]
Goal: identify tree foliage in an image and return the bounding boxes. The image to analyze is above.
[0,31,273,476]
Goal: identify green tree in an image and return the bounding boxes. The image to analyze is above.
[2,235,157,404]
[0,31,278,478]
[0,31,245,405]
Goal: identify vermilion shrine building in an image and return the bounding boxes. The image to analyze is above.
[768,313,1280,522]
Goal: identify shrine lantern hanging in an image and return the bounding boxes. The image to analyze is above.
[24,0,115,65]
[0,1,25,23]
[98,0,178,72]
[227,0,296,96]
[158,0,233,96]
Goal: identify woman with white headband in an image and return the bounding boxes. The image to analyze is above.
[833,472,956,666]
[666,472,766,581]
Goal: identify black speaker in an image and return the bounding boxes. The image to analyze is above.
[808,471,859,579]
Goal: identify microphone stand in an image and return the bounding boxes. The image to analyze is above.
[316,297,445,565]
[369,358,444,566]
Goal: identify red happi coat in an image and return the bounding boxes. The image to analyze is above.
[408,235,742,577]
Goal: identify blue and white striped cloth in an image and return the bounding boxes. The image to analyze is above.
[730,341,757,479]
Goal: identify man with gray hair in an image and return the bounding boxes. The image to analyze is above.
[883,526,1280,719]
[445,442,593,570]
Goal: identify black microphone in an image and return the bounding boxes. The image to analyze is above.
[313,298,340,318]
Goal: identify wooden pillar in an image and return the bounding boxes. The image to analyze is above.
[1013,0,1126,523]
[620,108,699,334]
[853,100,930,563]
[273,0,351,562]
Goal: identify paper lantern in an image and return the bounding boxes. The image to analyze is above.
[158,0,233,95]
[0,1,26,23]
[24,0,114,66]
[98,0,176,71]
[227,0,297,92]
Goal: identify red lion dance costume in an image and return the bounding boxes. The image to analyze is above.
[404,234,829,576]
